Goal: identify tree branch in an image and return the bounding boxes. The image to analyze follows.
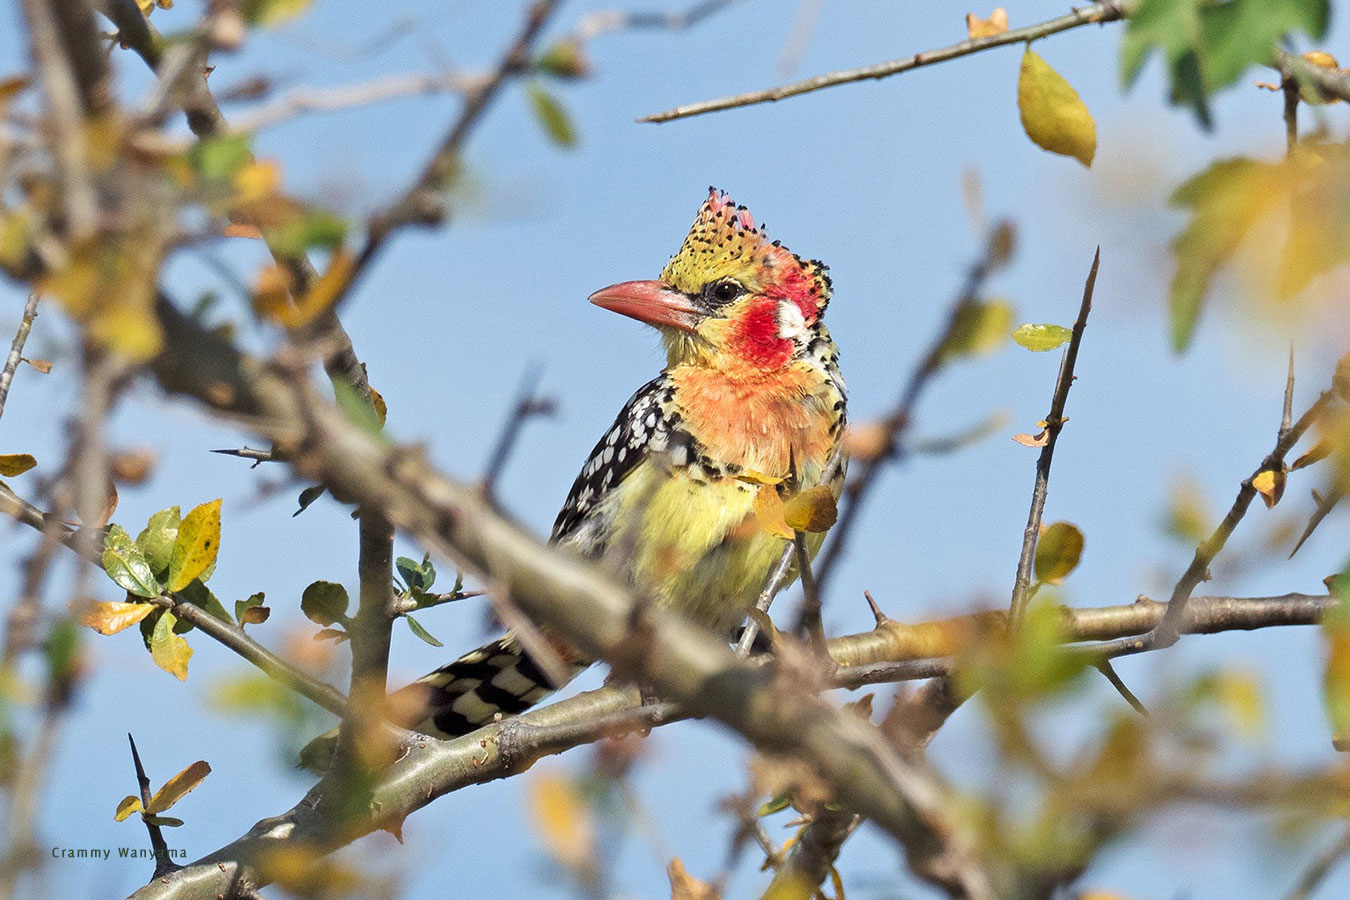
[640,1,1127,123]
[0,293,39,425]
[1009,248,1098,626]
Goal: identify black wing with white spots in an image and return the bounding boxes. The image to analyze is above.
[551,374,690,548]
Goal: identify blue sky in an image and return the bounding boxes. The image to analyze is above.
[3,1,1350,898]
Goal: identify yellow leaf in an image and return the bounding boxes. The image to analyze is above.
[114,795,142,822]
[1034,521,1084,584]
[147,760,210,813]
[1292,437,1333,471]
[668,857,721,900]
[254,250,353,329]
[735,468,786,485]
[783,485,837,533]
[1304,50,1340,69]
[37,240,164,361]
[940,299,1015,360]
[966,8,1008,39]
[1017,48,1096,167]
[527,772,595,869]
[71,598,156,635]
[166,499,222,592]
[232,160,281,205]
[0,453,36,476]
[24,358,52,374]
[369,385,387,425]
[753,484,794,540]
[150,611,192,681]
[1252,467,1286,508]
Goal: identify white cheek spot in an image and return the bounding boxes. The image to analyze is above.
[778,301,809,341]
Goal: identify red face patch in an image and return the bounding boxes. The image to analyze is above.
[729,298,793,370]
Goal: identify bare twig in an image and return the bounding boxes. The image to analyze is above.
[640,1,1127,122]
[815,223,1013,594]
[1098,383,1338,658]
[1009,248,1099,626]
[1287,825,1350,900]
[791,530,826,655]
[228,70,485,132]
[127,734,179,879]
[571,0,741,40]
[0,293,39,425]
[481,363,556,500]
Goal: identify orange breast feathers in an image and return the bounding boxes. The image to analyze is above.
[668,363,839,479]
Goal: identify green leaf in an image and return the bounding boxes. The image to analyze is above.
[136,506,180,575]
[938,300,1015,361]
[525,82,578,149]
[188,134,253,180]
[301,581,349,627]
[166,499,221,592]
[241,0,312,26]
[235,592,269,627]
[44,619,80,687]
[269,209,348,258]
[1011,323,1072,352]
[1017,49,1096,167]
[102,524,162,598]
[294,484,325,517]
[178,579,233,625]
[404,613,443,648]
[1034,522,1085,584]
[332,380,384,438]
[1167,157,1282,351]
[149,611,192,681]
[142,815,184,828]
[396,553,436,592]
[758,791,792,817]
[1120,0,1328,126]
[0,453,36,476]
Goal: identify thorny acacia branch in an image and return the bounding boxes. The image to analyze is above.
[640,0,1127,122]
[145,294,998,900]
[1096,376,1340,659]
[120,588,1339,900]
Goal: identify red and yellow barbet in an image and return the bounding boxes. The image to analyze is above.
[326,189,847,746]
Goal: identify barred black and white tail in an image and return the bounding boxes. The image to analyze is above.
[299,636,589,770]
[400,635,588,738]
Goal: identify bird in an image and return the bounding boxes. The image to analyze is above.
[303,188,846,764]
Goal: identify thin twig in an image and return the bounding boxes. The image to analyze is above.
[0,480,350,716]
[1009,248,1098,626]
[128,734,178,879]
[571,0,741,40]
[481,363,555,500]
[791,530,826,655]
[640,0,1127,122]
[1099,383,1338,658]
[1290,487,1342,558]
[0,293,39,425]
[1286,825,1350,900]
[228,70,485,132]
[814,222,1012,594]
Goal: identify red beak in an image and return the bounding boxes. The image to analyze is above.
[589,280,701,333]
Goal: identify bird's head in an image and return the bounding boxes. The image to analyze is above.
[589,188,831,375]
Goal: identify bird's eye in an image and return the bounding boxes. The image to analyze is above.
[706,280,741,305]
